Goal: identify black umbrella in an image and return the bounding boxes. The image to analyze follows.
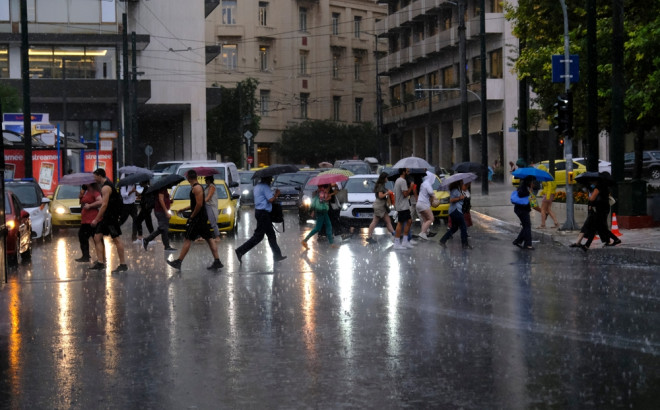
[451,162,485,174]
[252,165,299,180]
[576,171,615,185]
[145,174,185,194]
[386,168,427,181]
[118,172,152,187]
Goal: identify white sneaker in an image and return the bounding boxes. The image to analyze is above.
[418,232,429,241]
[393,238,405,250]
[409,239,418,245]
[403,239,415,249]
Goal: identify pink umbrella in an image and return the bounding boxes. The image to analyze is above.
[307,173,348,186]
[193,166,218,177]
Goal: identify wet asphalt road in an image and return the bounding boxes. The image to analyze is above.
[0,208,658,408]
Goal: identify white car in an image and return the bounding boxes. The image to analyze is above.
[574,157,611,174]
[339,174,395,228]
[5,179,52,240]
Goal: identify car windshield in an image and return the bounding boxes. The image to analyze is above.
[341,163,370,175]
[345,177,393,193]
[56,185,82,199]
[272,173,309,187]
[8,184,39,207]
[152,163,180,173]
[177,167,225,180]
[239,172,254,184]
[172,184,229,200]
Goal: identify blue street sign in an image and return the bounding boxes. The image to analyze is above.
[552,54,580,83]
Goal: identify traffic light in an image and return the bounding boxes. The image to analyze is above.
[553,91,573,137]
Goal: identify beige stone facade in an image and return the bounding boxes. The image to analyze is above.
[206,0,388,167]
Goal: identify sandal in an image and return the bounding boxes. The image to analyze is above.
[569,243,581,248]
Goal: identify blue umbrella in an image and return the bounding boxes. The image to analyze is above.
[512,167,553,182]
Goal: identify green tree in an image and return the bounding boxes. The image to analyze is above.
[277,120,378,166]
[207,78,260,163]
[0,83,22,113]
[505,0,660,139]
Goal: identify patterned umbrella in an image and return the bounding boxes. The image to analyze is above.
[318,168,354,178]
[307,173,349,186]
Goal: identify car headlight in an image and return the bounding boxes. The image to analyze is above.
[302,196,311,207]
[440,197,450,204]
[6,220,15,230]
[341,203,350,211]
[221,207,232,215]
[55,206,67,214]
[242,189,249,196]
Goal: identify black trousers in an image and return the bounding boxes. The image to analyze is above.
[78,223,95,258]
[135,206,154,236]
[236,209,282,257]
[119,203,138,238]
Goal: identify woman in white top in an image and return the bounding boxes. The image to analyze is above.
[415,171,436,240]
[204,175,220,240]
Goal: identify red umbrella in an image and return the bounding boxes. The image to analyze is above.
[307,173,349,186]
[193,166,218,177]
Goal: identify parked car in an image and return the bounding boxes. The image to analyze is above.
[574,157,611,174]
[50,184,83,229]
[168,179,240,236]
[238,171,256,206]
[4,190,32,264]
[272,171,319,208]
[512,160,587,186]
[339,174,396,228]
[624,151,660,180]
[334,160,372,175]
[5,179,52,240]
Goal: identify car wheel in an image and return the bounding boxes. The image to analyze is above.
[14,237,22,265]
[650,167,660,180]
[43,221,53,242]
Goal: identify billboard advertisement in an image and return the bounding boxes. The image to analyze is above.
[83,151,113,181]
[4,149,60,196]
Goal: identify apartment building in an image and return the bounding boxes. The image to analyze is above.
[0,0,210,167]
[205,0,388,166]
[375,0,519,170]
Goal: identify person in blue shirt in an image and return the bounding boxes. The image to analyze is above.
[235,176,287,263]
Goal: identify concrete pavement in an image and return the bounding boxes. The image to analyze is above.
[468,182,660,264]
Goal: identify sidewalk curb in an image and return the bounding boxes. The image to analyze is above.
[472,211,660,265]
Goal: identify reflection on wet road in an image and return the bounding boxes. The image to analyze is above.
[0,209,658,407]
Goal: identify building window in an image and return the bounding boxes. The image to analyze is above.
[222,44,238,70]
[428,15,439,37]
[259,2,268,26]
[299,7,307,32]
[299,51,308,75]
[354,98,363,122]
[354,16,362,38]
[442,65,455,88]
[260,90,270,116]
[489,48,503,78]
[26,46,117,79]
[259,46,269,71]
[354,56,361,81]
[391,85,401,105]
[332,54,340,79]
[472,56,481,83]
[492,0,503,13]
[440,8,452,30]
[300,93,309,119]
[0,45,8,78]
[333,96,341,121]
[332,13,340,35]
[428,71,439,88]
[222,0,237,25]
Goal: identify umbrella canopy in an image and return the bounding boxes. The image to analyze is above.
[575,171,615,185]
[307,173,349,186]
[318,162,333,168]
[118,172,152,187]
[451,161,485,174]
[59,172,96,185]
[392,156,433,170]
[193,166,218,177]
[118,165,153,177]
[439,172,478,189]
[145,174,185,194]
[252,165,299,180]
[318,168,354,178]
[512,167,553,182]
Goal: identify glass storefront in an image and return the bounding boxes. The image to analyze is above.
[28,46,116,79]
[0,45,8,78]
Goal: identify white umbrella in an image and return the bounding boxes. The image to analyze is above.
[439,172,478,189]
[392,156,433,170]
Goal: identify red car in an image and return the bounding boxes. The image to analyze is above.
[5,190,32,264]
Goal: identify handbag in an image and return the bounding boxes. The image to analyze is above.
[431,196,441,208]
[270,202,284,223]
[510,190,530,205]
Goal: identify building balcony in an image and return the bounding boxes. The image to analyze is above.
[254,25,277,40]
[215,24,244,38]
[351,37,370,51]
[468,13,504,37]
[378,8,413,34]
[330,35,349,49]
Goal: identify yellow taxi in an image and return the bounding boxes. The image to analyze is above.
[168,179,240,235]
[50,184,83,228]
[430,175,450,221]
[512,160,586,186]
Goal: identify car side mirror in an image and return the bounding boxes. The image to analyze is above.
[295,186,302,191]
[48,195,53,200]
[231,194,241,200]
[42,197,51,203]
[229,181,239,188]
[20,210,30,219]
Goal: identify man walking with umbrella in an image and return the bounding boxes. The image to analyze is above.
[167,170,223,270]
[235,172,288,263]
[393,168,415,250]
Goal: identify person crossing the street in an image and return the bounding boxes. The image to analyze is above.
[90,168,128,273]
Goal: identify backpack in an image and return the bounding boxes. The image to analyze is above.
[142,191,156,211]
[104,182,123,221]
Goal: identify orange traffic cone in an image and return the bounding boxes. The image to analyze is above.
[610,213,623,237]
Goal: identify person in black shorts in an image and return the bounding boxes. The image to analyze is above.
[90,168,128,273]
[167,170,223,270]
